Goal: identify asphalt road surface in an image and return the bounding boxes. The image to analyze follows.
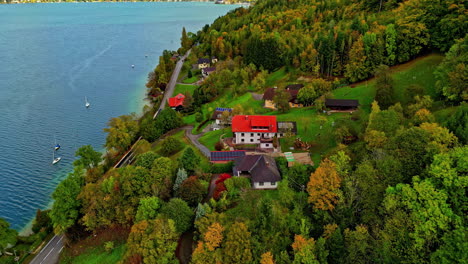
[29,235,64,264]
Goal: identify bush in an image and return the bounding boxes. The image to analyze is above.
[210,162,233,174]
[215,141,224,151]
[160,136,183,156]
[195,112,203,123]
[104,241,114,253]
[224,177,251,199]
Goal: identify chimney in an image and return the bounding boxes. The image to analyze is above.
[245,115,248,120]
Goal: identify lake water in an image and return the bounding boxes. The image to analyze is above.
[0,2,236,231]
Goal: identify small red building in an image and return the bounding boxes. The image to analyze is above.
[168,93,185,111]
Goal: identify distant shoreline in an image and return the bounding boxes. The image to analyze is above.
[1,1,250,5]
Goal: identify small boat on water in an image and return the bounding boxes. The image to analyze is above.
[52,150,61,165]
[85,96,90,108]
[54,136,60,151]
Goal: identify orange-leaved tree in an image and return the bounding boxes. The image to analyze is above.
[307,158,341,210]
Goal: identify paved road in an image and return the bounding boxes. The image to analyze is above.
[183,126,210,157]
[114,49,191,168]
[29,235,64,264]
[154,49,191,118]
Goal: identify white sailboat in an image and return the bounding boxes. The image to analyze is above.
[85,96,90,108]
[52,150,61,165]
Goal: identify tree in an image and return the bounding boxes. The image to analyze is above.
[150,157,174,200]
[261,252,275,264]
[159,136,183,156]
[204,222,224,251]
[297,85,317,106]
[50,167,84,234]
[32,209,52,234]
[160,198,194,233]
[344,225,374,264]
[180,27,191,52]
[103,114,139,153]
[73,145,102,169]
[179,176,205,206]
[135,197,162,222]
[385,24,397,65]
[445,104,468,144]
[0,218,17,251]
[173,168,188,193]
[291,235,318,264]
[223,222,253,264]
[434,37,467,102]
[273,87,291,113]
[345,37,368,82]
[135,151,160,170]
[374,65,394,109]
[307,159,341,211]
[125,218,179,264]
[179,147,200,174]
[195,112,203,123]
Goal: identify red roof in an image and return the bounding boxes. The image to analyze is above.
[168,93,185,107]
[231,115,277,133]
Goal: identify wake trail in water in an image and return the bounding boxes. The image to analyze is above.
[68,44,113,91]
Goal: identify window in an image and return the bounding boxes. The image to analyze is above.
[280,133,283,137]
[271,182,276,186]
[265,144,269,147]
[250,139,254,142]
[257,133,260,136]
[241,139,244,142]
[251,133,254,136]
[259,182,264,186]
[241,133,244,136]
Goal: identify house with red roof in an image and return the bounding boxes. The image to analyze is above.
[232,115,295,149]
[168,93,185,111]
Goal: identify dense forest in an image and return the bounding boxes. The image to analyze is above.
[1,0,465,263]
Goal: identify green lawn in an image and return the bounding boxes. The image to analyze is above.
[62,244,126,264]
[182,76,199,84]
[174,84,197,96]
[266,67,288,87]
[199,128,232,151]
[332,54,444,111]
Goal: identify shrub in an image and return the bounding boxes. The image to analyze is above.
[160,136,183,156]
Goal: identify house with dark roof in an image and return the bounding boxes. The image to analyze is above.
[197,58,211,69]
[211,56,218,64]
[210,150,246,163]
[233,155,281,189]
[263,84,304,109]
[202,67,216,77]
[325,99,359,111]
[212,107,232,124]
[168,93,185,111]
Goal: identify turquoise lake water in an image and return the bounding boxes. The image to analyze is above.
[0,2,236,231]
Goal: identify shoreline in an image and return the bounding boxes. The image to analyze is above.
[1,1,247,5]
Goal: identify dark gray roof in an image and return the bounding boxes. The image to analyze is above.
[233,155,281,183]
[286,84,304,90]
[325,99,359,107]
[203,67,216,73]
[198,58,210,64]
[211,151,246,162]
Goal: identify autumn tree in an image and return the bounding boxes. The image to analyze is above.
[223,222,253,264]
[103,114,139,153]
[178,176,205,206]
[307,159,341,211]
[124,218,179,264]
[261,252,275,264]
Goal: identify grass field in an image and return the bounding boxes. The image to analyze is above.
[332,54,444,111]
[62,244,126,264]
[174,84,197,96]
[199,128,233,151]
[266,67,288,87]
[182,76,199,84]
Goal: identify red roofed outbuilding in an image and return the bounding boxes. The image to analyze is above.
[168,93,185,111]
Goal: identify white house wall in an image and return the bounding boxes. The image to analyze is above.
[234,132,278,144]
[253,181,278,189]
